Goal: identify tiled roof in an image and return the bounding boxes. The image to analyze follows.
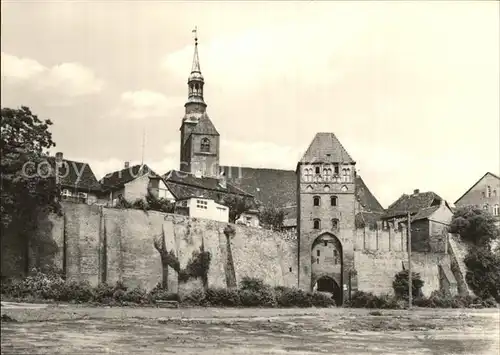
[191,113,219,136]
[355,176,385,213]
[164,170,253,198]
[355,211,385,228]
[221,166,296,208]
[299,132,355,164]
[48,157,102,192]
[385,191,444,219]
[101,164,156,190]
[411,206,441,222]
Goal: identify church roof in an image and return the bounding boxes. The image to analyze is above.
[191,113,219,136]
[221,166,296,208]
[299,132,355,164]
[355,175,385,212]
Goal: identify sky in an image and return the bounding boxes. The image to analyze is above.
[1,1,499,208]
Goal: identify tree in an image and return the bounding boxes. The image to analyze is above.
[464,246,500,302]
[1,106,60,273]
[222,195,254,223]
[450,206,500,302]
[449,206,499,247]
[392,270,424,300]
[258,206,285,231]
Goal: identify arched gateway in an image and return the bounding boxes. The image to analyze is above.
[311,233,343,305]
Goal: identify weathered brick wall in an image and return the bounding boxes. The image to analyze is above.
[354,250,407,295]
[353,226,458,296]
[44,203,297,291]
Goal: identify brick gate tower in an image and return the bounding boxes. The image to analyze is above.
[296,132,358,305]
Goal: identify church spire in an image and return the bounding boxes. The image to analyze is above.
[185,26,206,111]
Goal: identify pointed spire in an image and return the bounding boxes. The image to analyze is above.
[191,26,201,73]
[185,26,206,110]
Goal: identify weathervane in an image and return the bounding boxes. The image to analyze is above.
[192,26,198,45]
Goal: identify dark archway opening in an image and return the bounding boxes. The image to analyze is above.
[315,276,342,306]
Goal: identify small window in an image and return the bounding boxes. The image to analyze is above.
[331,218,339,230]
[330,196,338,206]
[316,258,320,264]
[289,267,292,272]
[493,190,497,197]
[334,164,339,174]
[324,241,327,247]
[313,196,321,206]
[317,250,320,257]
[200,138,210,152]
[313,219,321,229]
[486,186,491,198]
[315,166,320,174]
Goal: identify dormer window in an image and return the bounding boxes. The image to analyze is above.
[200,138,210,152]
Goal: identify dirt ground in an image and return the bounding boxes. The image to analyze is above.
[1,302,499,354]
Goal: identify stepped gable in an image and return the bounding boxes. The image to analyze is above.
[299,132,355,164]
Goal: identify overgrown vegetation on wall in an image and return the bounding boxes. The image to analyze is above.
[114,191,175,214]
[450,206,500,303]
[153,230,211,290]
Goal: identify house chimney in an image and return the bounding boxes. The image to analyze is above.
[413,189,420,194]
[124,161,130,169]
[55,152,63,163]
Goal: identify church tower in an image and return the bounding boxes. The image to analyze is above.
[296,133,357,306]
[179,28,220,178]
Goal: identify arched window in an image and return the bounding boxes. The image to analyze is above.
[330,196,338,206]
[200,138,210,152]
[342,168,350,182]
[333,250,339,265]
[331,218,339,230]
[487,186,491,198]
[313,219,321,229]
[313,196,321,206]
[494,204,499,216]
[315,166,321,175]
[304,168,313,182]
[324,168,331,181]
